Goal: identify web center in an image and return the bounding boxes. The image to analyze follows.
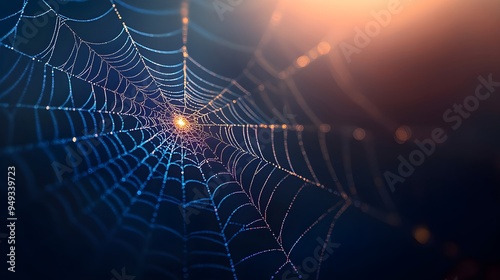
[173,115,190,131]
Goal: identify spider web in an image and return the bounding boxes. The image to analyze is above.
[0,1,396,279]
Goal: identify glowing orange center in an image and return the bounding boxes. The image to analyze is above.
[174,116,189,130]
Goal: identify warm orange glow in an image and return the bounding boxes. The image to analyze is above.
[317,42,331,55]
[414,226,431,245]
[296,56,310,68]
[174,116,189,130]
[308,50,318,59]
[395,126,412,143]
[182,17,189,24]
